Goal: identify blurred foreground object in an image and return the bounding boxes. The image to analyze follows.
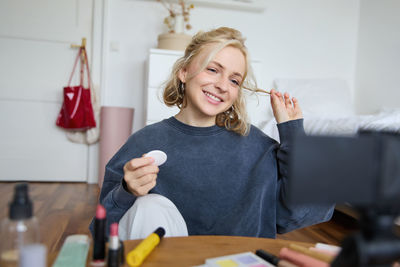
[289,130,400,267]
[0,183,45,267]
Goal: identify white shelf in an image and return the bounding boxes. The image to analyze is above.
[152,0,266,12]
[190,0,266,12]
[149,48,184,56]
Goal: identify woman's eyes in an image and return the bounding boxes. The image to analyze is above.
[206,67,240,86]
[231,79,240,86]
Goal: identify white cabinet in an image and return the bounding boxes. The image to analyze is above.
[144,49,271,127]
[145,49,181,126]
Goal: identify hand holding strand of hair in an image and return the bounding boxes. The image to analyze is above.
[270,89,303,124]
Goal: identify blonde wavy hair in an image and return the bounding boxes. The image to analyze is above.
[163,27,258,136]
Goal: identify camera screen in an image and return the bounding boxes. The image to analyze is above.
[288,133,400,208]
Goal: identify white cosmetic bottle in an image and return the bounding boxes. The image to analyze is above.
[0,183,44,267]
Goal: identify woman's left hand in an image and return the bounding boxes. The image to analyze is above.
[270,89,303,124]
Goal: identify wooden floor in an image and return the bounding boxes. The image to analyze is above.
[0,182,99,265]
[0,182,358,265]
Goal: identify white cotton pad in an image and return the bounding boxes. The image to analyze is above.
[146,150,167,166]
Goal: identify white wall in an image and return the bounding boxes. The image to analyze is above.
[354,0,400,114]
[104,0,360,132]
[0,0,96,182]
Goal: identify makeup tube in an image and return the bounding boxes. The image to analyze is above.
[126,227,165,267]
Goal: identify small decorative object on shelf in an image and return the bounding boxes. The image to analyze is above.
[156,0,194,51]
[158,0,194,33]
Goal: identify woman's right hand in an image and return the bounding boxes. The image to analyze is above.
[270,89,303,124]
[123,156,159,197]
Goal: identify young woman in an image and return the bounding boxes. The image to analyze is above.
[92,27,333,239]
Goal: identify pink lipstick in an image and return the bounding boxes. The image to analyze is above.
[107,223,121,267]
[93,204,106,264]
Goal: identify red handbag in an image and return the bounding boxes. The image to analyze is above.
[56,47,96,130]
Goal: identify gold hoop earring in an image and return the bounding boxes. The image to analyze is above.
[178,82,185,99]
[225,105,235,119]
[229,106,236,119]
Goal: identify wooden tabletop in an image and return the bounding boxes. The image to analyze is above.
[118,235,314,267]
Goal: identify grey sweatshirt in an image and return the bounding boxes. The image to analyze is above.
[91,117,333,237]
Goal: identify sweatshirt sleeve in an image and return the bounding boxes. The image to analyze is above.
[89,139,139,237]
[275,119,334,234]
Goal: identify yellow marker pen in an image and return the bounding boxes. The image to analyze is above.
[126,227,165,267]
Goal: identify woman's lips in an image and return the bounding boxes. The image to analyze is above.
[203,90,222,104]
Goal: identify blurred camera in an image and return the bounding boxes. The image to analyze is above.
[289,130,400,212]
[289,130,400,266]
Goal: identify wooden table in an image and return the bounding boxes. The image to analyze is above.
[118,236,314,267]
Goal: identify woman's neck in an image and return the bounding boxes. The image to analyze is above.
[175,109,216,127]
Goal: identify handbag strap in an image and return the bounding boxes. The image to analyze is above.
[82,47,99,107]
[67,48,82,86]
[67,47,92,89]
[81,47,92,89]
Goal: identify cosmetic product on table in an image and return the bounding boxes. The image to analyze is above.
[92,204,106,265]
[279,247,329,267]
[203,252,275,267]
[256,249,298,267]
[0,183,44,267]
[288,243,333,263]
[126,227,165,267]
[314,243,341,255]
[52,235,90,267]
[20,244,47,267]
[108,223,123,267]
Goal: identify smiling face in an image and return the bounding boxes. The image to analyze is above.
[177,44,246,126]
